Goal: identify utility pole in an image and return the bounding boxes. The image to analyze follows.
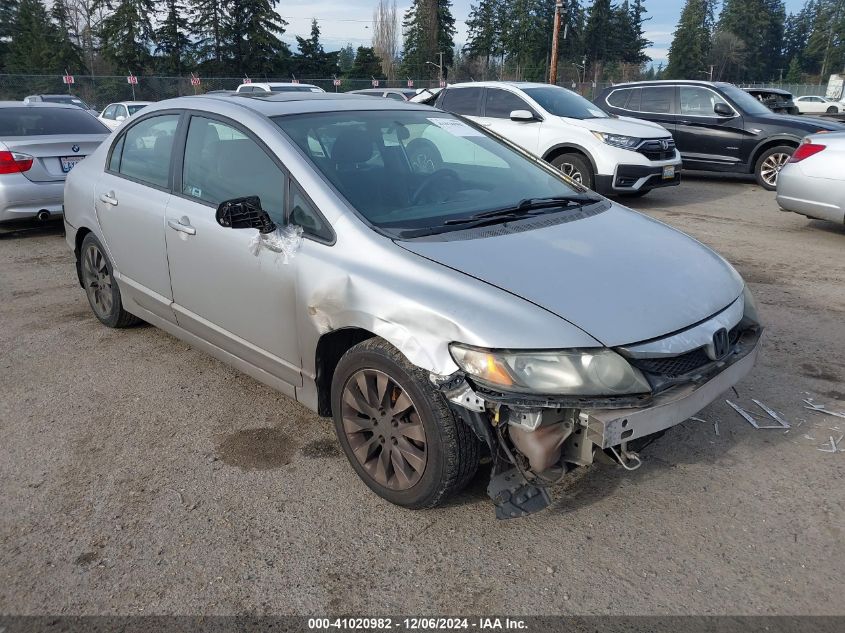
[549,1,564,85]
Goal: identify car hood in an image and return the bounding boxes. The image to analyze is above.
[398,203,744,347]
[563,115,670,138]
[755,112,845,131]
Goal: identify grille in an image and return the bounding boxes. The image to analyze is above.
[637,138,676,161]
[633,348,712,378]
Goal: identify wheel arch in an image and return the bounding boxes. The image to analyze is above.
[73,226,93,288]
[748,135,801,171]
[314,327,377,416]
[542,143,598,175]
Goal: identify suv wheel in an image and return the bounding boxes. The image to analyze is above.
[331,338,480,509]
[755,145,794,190]
[80,233,140,328]
[550,153,594,189]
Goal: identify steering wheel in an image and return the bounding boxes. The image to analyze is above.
[411,169,461,205]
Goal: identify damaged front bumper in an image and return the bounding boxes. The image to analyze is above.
[438,326,762,519]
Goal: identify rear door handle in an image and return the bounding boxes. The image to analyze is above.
[168,217,196,236]
[99,191,118,206]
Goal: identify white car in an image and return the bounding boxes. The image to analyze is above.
[98,101,152,130]
[431,82,682,197]
[794,96,843,114]
[235,82,325,94]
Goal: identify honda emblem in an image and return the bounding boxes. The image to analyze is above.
[710,328,730,360]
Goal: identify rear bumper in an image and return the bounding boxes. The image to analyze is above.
[776,164,845,224]
[0,174,65,223]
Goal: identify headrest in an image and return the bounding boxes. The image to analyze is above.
[331,129,375,164]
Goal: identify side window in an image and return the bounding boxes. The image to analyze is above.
[108,134,125,171]
[181,116,286,225]
[289,182,332,242]
[606,89,630,108]
[441,88,483,116]
[116,105,128,119]
[102,105,117,119]
[116,114,179,187]
[680,86,729,116]
[640,87,674,113]
[386,92,406,101]
[485,89,532,118]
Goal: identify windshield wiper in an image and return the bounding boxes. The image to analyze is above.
[442,195,595,225]
[397,195,597,238]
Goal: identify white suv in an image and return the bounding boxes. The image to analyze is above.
[434,82,682,197]
[235,82,325,94]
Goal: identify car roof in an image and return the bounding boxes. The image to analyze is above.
[110,101,152,105]
[444,81,553,90]
[601,80,735,89]
[1,101,79,109]
[744,88,792,95]
[154,92,436,117]
[248,82,320,87]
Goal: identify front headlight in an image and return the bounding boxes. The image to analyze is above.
[449,344,651,396]
[591,131,641,150]
[742,284,760,325]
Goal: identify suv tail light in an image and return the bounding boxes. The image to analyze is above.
[788,142,826,163]
[0,150,34,174]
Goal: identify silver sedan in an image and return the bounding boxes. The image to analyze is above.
[63,93,762,518]
[777,132,845,225]
[0,102,108,226]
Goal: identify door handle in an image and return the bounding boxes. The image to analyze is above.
[168,217,196,236]
[99,191,118,206]
[677,120,692,125]
[480,122,492,127]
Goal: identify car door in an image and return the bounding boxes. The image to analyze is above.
[476,87,542,154]
[802,97,824,113]
[674,85,746,170]
[163,113,302,393]
[94,112,181,323]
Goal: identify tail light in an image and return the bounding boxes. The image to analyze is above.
[0,150,34,174]
[788,142,826,163]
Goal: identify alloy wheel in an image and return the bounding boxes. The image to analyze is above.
[558,162,583,183]
[81,243,114,319]
[760,152,790,187]
[340,369,428,490]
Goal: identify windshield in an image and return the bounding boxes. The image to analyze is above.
[522,86,609,119]
[42,95,91,109]
[127,104,147,115]
[721,85,772,115]
[274,110,591,235]
[0,107,108,135]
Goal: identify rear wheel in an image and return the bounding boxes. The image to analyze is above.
[331,338,480,508]
[80,233,140,328]
[550,153,594,189]
[754,145,794,191]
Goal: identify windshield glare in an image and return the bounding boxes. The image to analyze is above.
[721,86,772,115]
[523,86,609,119]
[274,110,587,234]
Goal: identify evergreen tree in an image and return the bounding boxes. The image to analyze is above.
[401,0,456,78]
[784,56,802,82]
[349,46,384,79]
[155,0,191,74]
[804,0,845,78]
[583,0,612,71]
[0,0,20,71]
[190,0,226,72]
[717,0,786,80]
[295,19,330,76]
[5,0,54,73]
[783,2,816,72]
[666,0,712,79]
[225,0,290,75]
[464,0,501,73]
[96,0,156,72]
[337,44,355,73]
[628,0,652,63]
[51,0,86,74]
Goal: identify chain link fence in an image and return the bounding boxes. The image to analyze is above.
[0,74,450,110]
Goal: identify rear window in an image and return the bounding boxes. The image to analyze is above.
[0,107,108,136]
[270,85,321,93]
[41,95,91,109]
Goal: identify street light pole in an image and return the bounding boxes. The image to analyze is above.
[549,1,563,85]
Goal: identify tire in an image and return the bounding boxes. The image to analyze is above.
[754,145,794,191]
[331,338,480,509]
[550,153,594,189]
[79,233,140,328]
[826,106,837,114]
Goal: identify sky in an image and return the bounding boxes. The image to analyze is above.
[277,0,809,67]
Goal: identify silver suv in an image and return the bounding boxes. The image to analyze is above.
[63,93,761,518]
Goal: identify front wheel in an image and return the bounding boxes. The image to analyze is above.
[755,145,794,191]
[550,153,594,189]
[331,338,480,509]
[826,106,838,114]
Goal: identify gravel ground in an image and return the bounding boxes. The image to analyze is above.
[1,174,844,616]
